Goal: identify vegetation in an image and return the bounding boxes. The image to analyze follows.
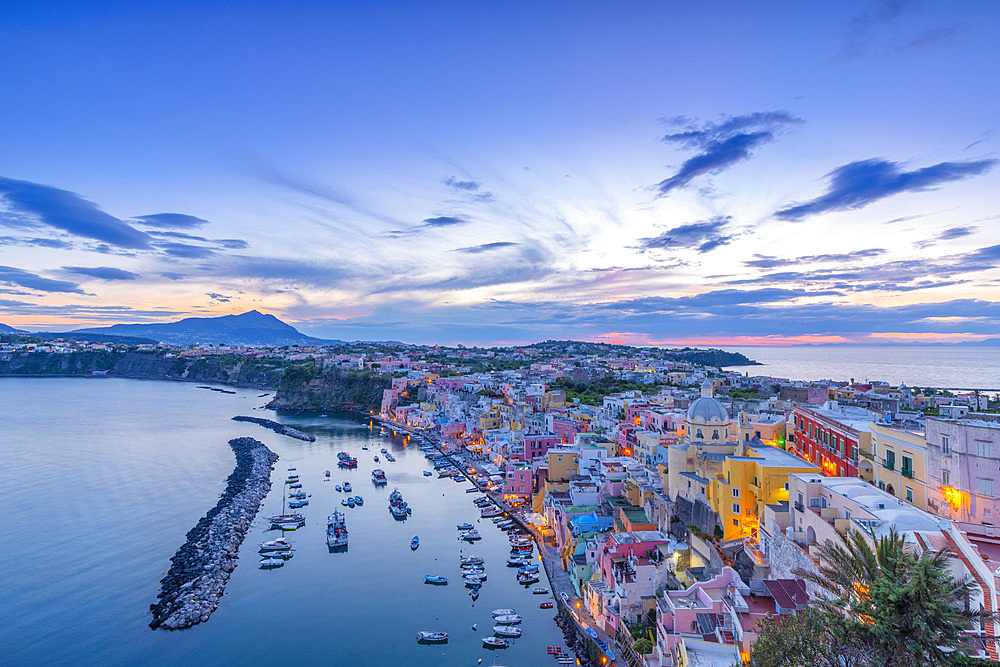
[550,376,668,405]
[751,529,991,666]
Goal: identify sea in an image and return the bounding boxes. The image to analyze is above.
[0,377,566,666]
[721,345,1000,391]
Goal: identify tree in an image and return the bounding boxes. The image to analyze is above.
[633,637,653,655]
[790,528,989,666]
[751,607,867,667]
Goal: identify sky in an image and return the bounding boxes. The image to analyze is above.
[0,0,998,346]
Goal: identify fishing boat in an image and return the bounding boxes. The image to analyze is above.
[343,482,352,492]
[457,522,474,530]
[539,602,553,609]
[372,469,387,485]
[422,471,432,476]
[327,511,348,549]
[411,536,420,550]
[288,498,308,508]
[259,538,293,552]
[491,609,516,617]
[285,475,299,483]
[424,575,448,585]
[493,614,521,624]
[259,557,285,568]
[324,470,331,477]
[335,484,342,492]
[482,637,508,648]
[481,508,503,518]
[416,631,448,644]
[493,625,522,638]
[461,529,482,541]
[347,497,356,508]
[533,587,549,594]
[354,496,364,505]
[289,490,307,499]
[461,556,484,566]
[374,456,380,462]
[507,557,528,567]
[464,576,483,587]
[341,498,349,506]
[288,482,302,489]
[462,571,487,581]
[517,573,540,585]
[381,448,388,454]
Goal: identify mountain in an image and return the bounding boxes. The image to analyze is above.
[71,310,341,346]
[0,322,27,334]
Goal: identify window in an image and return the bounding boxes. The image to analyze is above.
[902,456,913,475]
[732,488,740,498]
[885,450,895,470]
[978,441,991,458]
[810,498,821,507]
[712,430,719,440]
[905,488,913,502]
[986,508,992,518]
[978,478,994,497]
[753,476,759,488]
[797,492,803,506]
[732,503,741,514]
[733,519,739,527]
[942,470,950,485]
[845,510,852,521]
[557,456,562,462]
[941,435,950,454]
[784,483,789,491]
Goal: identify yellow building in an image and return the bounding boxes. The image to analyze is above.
[543,448,579,498]
[861,422,928,509]
[708,442,820,541]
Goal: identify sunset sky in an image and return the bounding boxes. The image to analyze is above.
[1,1,998,345]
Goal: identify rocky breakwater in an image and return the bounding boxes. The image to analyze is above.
[149,437,278,630]
[231,415,315,441]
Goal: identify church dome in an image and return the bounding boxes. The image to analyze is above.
[686,396,728,424]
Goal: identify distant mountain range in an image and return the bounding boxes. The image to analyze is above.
[69,310,341,346]
[0,322,27,334]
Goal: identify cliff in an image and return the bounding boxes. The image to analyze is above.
[266,366,389,413]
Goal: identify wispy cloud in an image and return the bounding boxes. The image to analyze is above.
[744,248,887,268]
[636,216,737,253]
[836,0,960,62]
[0,177,151,248]
[452,242,520,254]
[775,158,997,221]
[0,236,74,249]
[386,215,471,237]
[914,225,978,249]
[0,265,83,293]
[62,266,140,281]
[655,112,802,195]
[131,213,209,229]
[444,176,481,192]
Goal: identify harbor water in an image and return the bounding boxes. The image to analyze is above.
[0,377,567,665]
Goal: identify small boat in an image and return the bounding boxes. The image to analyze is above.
[288,483,302,489]
[461,530,482,542]
[381,448,388,454]
[460,556,484,566]
[533,587,549,594]
[374,456,379,462]
[494,614,521,624]
[482,636,508,648]
[466,487,480,493]
[327,510,348,549]
[491,609,516,618]
[424,575,448,585]
[324,470,331,477]
[288,499,308,508]
[457,522,474,531]
[539,602,553,609]
[423,471,432,476]
[285,475,299,483]
[335,485,342,492]
[341,499,349,506]
[259,538,293,552]
[416,631,448,644]
[343,482,352,492]
[507,557,528,567]
[372,469,387,485]
[265,550,294,560]
[411,536,420,550]
[493,625,522,638]
[517,574,540,585]
[585,627,599,640]
[354,496,364,505]
[347,497,356,508]
[464,577,483,587]
[259,557,285,568]
[289,490,307,499]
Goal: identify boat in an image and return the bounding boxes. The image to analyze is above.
[457,522,474,530]
[466,487,480,493]
[354,496,364,505]
[372,469,387,485]
[343,482,352,493]
[288,490,307,499]
[507,557,528,567]
[335,485,342,492]
[493,625,522,638]
[259,557,285,568]
[324,470,331,477]
[327,510,348,549]
[341,499,349,506]
[416,631,448,644]
[461,556,484,566]
[464,577,483,587]
[482,637,508,648]
[491,609,516,617]
[411,536,420,550]
[288,498,308,508]
[374,456,379,462]
[517,574,539,585]
[585,628,599,640]
[481,508,503,518]
[539,602,554,609]
[424,575,448,585]
[263,550,294,560]
[423,471,432,476]
[347,497,356,508]
[288,482,302,489]
[461,529,482,541]
[268,514,305,527]
[533,587,549,594]
[493,614,521,624]
[259,538,293,552]
[381,448,388,454]
[285,475,299,483]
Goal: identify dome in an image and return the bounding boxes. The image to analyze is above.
[686,396,728,424]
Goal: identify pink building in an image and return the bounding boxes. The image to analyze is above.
[553,417,582,443]
[504,466,532,500]
[524,433,561,460]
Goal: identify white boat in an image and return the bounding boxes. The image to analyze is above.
[491,608,516,617]
[343,482,352,492]
[416,631,448,643]
[327,510,348,549]
[460,556,484,566]
[457,522,474,530]
[259,538,293,552]
[493,614,521,624]
[461,529,482,541]
[533,587,548,594]
[493,625,522,637]
[482,636,508,648]
[259,557,285,568]
[335,485,342,492]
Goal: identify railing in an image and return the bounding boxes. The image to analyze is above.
[794,501,804,512]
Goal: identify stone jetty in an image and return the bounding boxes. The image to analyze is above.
[149,437,278,630]
[231,415,315,441]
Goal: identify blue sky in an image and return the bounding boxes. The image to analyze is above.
[1,1,998,345]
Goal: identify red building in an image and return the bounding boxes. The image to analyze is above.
[791,404,876,478]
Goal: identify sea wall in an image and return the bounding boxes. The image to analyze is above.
[149,437,278,630]
[231,415,315,441]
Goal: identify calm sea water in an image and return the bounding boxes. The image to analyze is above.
[0,378,565,665]
[721,345,1000,390]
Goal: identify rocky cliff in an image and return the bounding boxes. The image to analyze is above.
[266,366,388,413]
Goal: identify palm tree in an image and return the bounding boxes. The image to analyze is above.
[795,528,989,666]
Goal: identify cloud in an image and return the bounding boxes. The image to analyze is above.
[155,242,217,259]
[131,213,210,229]
[0,177,152,248]
[206,292,233,302]
[655,112,802,195]
[62,266,141,281]
[636,216,736,253]
[744,248,887,268]
[452,242,520,254]
[444,176,481,192]
[836,0,960,61]
[423,216,468,227]
[0,236,74,249]
[915,225,977,248]
[147,230,249,250]
[0,265,83,293]
[776,158,997,221]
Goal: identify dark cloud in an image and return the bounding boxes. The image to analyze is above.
[0,265,83,293]
[655,112,802,195]
[452,242,520,254]
[216,238,249,249]
[206,292,233,302]
[776,158,997,221]
[636,216,736,253]
[0,177,151,248]
[915,225,977,249]
[0,236,74,249]
[444,176,481,192]
[423,216,468,227]
[62,266,141,281]
[131,213,210,229]
[744,248,887,268]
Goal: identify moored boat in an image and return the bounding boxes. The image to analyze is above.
[416,631,448,644]
[491,608,516,617]
[539,602,554,609]
[327,510,348,549]
[493,625,522,637]
[259,538,293,552]
[411,535,419,550]
[343,482,352,492]
[533,587,549,594]
[457,522,474,530]
[259,557,285,568]
[372,469,387,485]
[424,575,448,585]
[493,614,521,624]
[482,636,508,648]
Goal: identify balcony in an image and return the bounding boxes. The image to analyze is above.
[794,501,804,512]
